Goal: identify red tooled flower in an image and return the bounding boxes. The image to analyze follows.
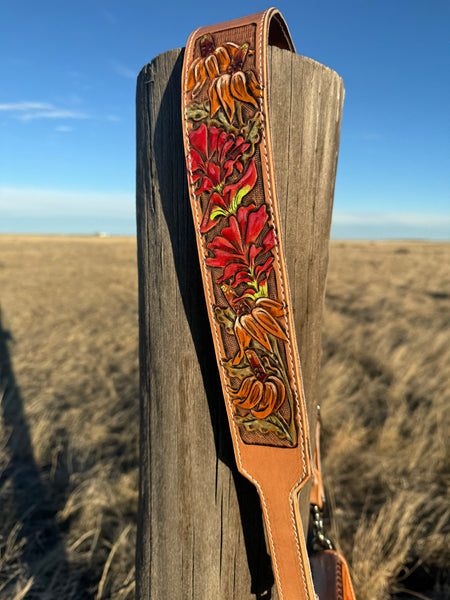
[206,203,274,291]
[188,123,251,196]
[199,160,257,233]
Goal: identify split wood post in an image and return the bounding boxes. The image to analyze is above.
[136,46,344,599]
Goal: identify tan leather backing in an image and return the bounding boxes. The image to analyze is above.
[311,412,326,509]
[182,9,315,600]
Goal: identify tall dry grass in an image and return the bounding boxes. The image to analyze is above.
[0,236,138,599]
[321,241,450,600]
[0,236,448,599]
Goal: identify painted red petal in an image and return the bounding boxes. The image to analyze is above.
[223,159,257,206]
[230,141,250,158]
[217,261,248,284]
[189,123,207,156]
[189,171,202,184]
[222,159,236,180]
[207,126,220,158]
[257,265,273,287]
[207,245,242,260]
[207,162,221,186]
[255,256,274,280]
[189,148,205,174]
[238,288,259,299]
[240,158,257,188]
[206,251,243,268]
[262,228,275,253]
[208,234,238,254]
[231,271,254,287]
[245,204,268,247]
[217,131,231,157]
[236,203,257,235]
[248,244,262,267]
[200,192,227,233]
[195,176,214,196]
[219,138,235,162]
[220,216,245,253]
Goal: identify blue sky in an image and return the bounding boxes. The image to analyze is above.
[1,0,449,239]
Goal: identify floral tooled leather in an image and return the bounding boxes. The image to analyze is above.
[183,16,302,448]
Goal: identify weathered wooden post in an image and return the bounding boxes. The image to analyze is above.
[136,46,344,599]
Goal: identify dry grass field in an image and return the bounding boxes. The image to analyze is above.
[0,235,448,599]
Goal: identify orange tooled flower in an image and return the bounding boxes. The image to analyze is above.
[186,34,240,98]
[231,349,285,419]
[209,42,261,122]
[231,297,287,366]
[186,34,262,123]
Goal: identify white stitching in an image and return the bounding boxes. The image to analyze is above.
[183,13,311,600]
[259,9,311,600]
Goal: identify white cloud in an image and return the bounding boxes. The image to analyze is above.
[111,61,136,80]
[0,102,90,121]
[0,102,53,111]
[0,187,133,218]
[331,209,450,240]
[102,9,117,25]
[333,210,450,228]
[349,132,385,142]
[55,125,74,132]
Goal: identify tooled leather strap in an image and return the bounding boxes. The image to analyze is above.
[182,9,315,600]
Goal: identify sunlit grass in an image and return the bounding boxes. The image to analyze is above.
[0,236,448,599]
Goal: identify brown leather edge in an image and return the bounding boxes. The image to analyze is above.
[310,410,325,509]
[310,550,356,600]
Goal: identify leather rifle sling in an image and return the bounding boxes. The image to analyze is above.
[182,9,316,600]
